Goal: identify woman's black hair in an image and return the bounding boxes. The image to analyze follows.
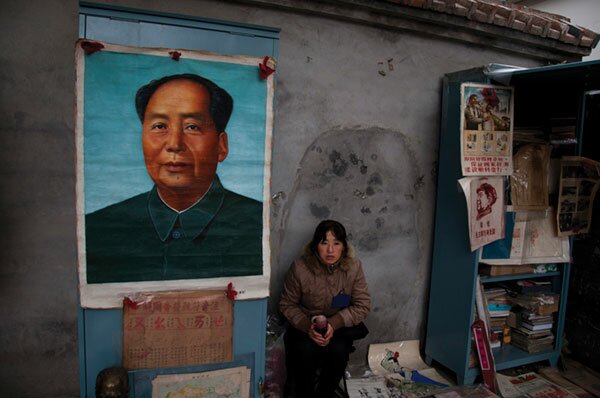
[309,219,349,257]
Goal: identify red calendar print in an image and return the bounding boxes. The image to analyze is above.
[123,290,233,369]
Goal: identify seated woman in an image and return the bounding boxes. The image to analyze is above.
[279,219,371,398]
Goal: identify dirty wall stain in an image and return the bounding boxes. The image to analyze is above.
[274,127,428,355]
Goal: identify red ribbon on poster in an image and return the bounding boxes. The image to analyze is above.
[80,40,105,55]
[226,282,238,300]
[123,297,139,309]
[259,56,275,80]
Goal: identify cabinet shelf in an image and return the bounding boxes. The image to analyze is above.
[480,271,560,283]
[462,345,560,383]
[492,344,558,369]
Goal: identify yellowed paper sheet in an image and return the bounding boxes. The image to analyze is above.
[123,290,233,369]
[497,372,578,398]
[510,144,551,210]
[479,209,570,265]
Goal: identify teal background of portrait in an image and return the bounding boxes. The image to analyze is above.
[84,51,266,213]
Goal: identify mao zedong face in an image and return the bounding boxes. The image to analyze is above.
[141,79,229,211]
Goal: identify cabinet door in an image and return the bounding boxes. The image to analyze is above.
[78,6,278,397]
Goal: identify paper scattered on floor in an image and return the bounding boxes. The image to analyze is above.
[346,340,454,398]
[368,340,429,374]
[432,385,499,398]
[346,376,391,398]
[496,372,578,398]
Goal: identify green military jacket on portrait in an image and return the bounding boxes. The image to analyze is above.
[85,176,262,284]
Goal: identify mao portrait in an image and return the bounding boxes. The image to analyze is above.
[82,53,269,285]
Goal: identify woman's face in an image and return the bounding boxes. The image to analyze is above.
[317,230,344,266]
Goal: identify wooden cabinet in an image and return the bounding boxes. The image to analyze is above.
[424,61,600,385]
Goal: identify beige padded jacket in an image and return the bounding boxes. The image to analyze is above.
[279,245,371,333]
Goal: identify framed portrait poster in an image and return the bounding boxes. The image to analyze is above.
[75,41,274,308]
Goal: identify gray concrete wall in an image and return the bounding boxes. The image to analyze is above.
[0,1,80,397]
[0,0,549,395]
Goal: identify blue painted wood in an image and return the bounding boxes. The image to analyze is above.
[79,5,279,58]
[80,2,280,38]
[425,68,490,383]
[82,309,123,398]
[78,6,277,397]
[83,300,266,398]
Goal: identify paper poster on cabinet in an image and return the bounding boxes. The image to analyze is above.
[75,41,274,308]
[461,83,514,176]
[557,156,600,236]
[479,209,570,265]
[459,176,505,251]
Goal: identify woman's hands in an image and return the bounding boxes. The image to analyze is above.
[308,322,334,346]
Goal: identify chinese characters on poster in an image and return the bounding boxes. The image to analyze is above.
[123,290,233,369]
[459,177,505,251]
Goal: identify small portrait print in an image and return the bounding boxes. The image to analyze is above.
[466,133,477,150]
[580,180,595,196]
[582,163,600,179]
[559,213,573,232]
[563,165,580,179]
[482,132,493,153]
[561,186,578,196]
[560,199,576,213]
[495,132,509,153]
[476,182,497,220]
[483,140,493,153]
[577,198,590,212]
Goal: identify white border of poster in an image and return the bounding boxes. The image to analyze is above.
[75,41,273,308]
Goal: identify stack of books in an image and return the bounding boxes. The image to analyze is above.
[484,287,512,347]
[516,280,552,294]
[510,311,555,353]
[519,311,553,331]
